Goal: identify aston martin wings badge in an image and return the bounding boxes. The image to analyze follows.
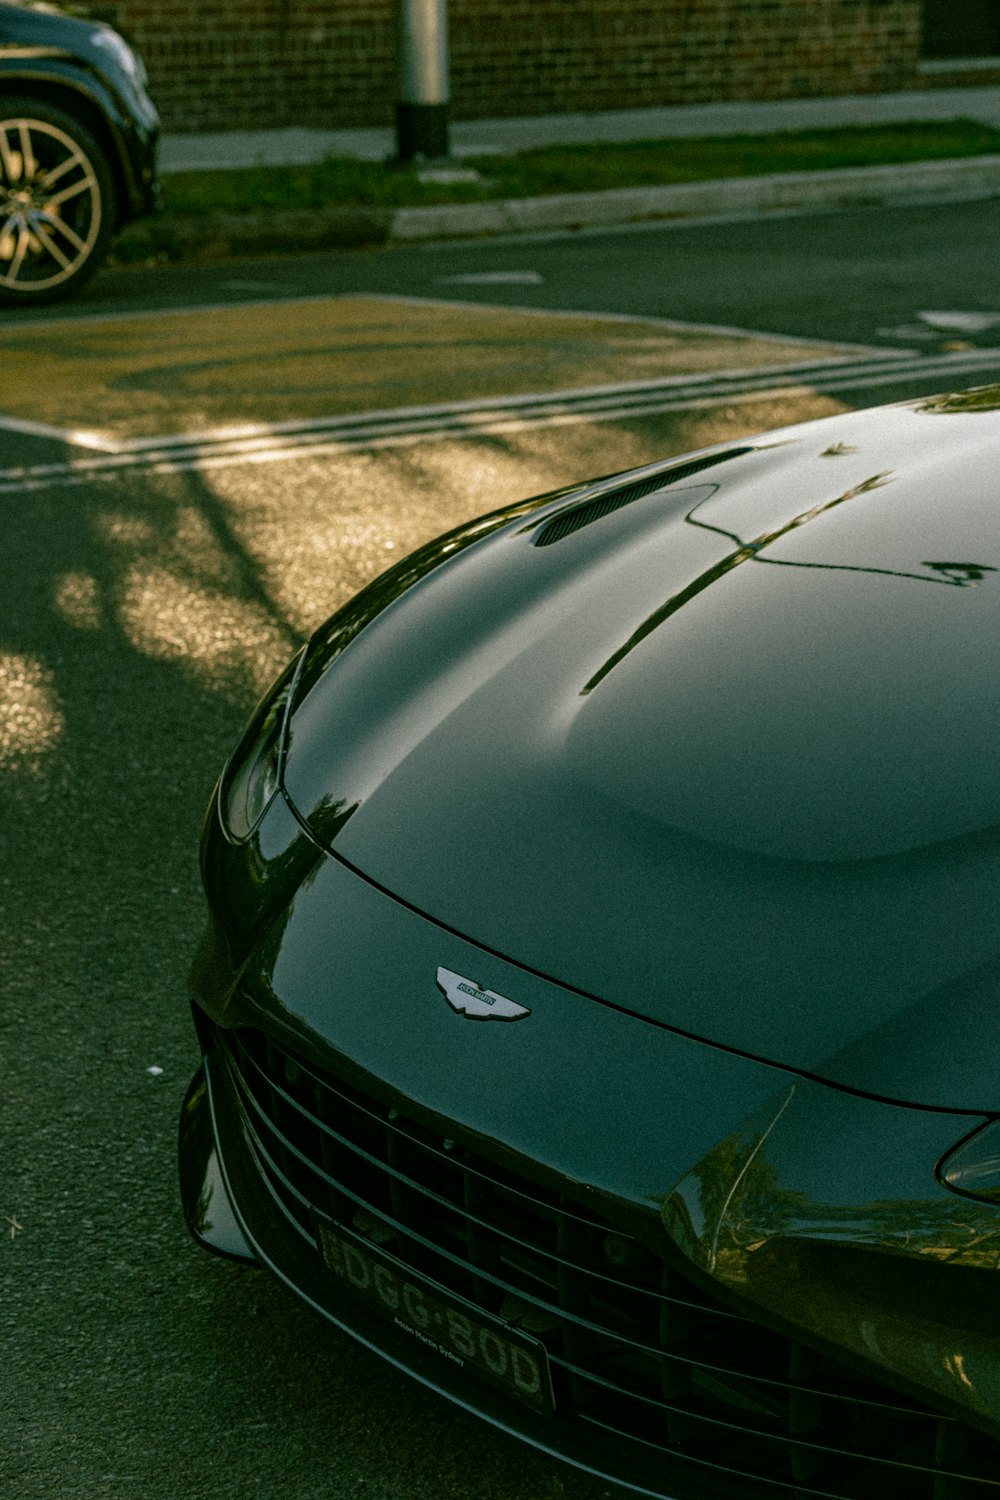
[436,967,531,1022]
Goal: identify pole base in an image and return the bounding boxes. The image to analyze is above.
[395,101,450,163]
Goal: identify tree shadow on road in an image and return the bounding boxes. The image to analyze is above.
[0,415,691,1499]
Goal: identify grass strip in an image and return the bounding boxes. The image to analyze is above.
[159,119,1000,215]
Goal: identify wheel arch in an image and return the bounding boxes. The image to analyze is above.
[0,69,139,223]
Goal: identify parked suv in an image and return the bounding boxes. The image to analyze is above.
[0,1,159,303]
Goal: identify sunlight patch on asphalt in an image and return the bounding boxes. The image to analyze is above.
[0,653,65,771]
[53,572,103,632]
[0,292,850,442]
[3,343,999,495]
[117,561,291,696]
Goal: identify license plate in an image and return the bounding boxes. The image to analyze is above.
[314,1214,555,1415]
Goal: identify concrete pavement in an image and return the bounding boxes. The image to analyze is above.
[158,86,1000,173]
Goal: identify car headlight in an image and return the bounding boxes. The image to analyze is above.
[220,652,303,842]
[89,25,148,89]
[938,1120,1000,1204]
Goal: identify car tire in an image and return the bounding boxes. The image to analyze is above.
[0,97,118,304]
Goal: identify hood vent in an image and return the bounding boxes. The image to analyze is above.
[532,447,753,548]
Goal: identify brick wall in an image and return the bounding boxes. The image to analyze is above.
[93,1,924,133]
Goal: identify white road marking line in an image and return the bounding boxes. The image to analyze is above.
[876,325,941,342]
[0,414,120,450]
[95,352,915,455]
[2,289,902,463]
[0,351,939,476]
[0,348,899,471]
[1,291,368,332]
[438,272,544,285]
[6,288,904,359]
[364,291,906,357]
[1,347,996,495]
[222,279,307,294]
[0,390,821,492]
[919,311,1000,334]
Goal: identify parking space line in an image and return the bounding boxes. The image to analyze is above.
[1,345,994,496]
[7,290,904,359]
[0,292,876,449]
[95,350,915,455]
[0,414,121,451]
[361,292,906,358]
[3,292,362,332]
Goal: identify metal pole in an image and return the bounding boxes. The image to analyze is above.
[395,0,450,162]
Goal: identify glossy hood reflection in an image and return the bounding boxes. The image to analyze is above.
[663,1073,1000,1432]
[283,393,1000,1108]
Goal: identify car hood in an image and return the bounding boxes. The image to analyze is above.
[0,2,88,42]
[283,389,1000,1109]
[0,2,129,82]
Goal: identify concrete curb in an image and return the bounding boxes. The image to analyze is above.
[391,155,1000,240]
[115,155,1000,264]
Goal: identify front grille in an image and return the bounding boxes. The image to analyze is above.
[216,1025,1000,1500]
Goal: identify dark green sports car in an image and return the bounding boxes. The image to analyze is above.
[180,386,1000,1500]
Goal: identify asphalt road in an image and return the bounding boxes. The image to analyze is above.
[7,194,1000,355]
[3,200,1000,1499]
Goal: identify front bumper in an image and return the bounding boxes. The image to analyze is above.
[181,798,1000,1498]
